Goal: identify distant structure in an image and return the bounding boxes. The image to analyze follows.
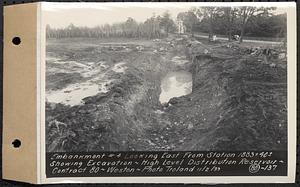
[177,20,186,34]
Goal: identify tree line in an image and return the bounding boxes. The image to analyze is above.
[46,6,286,42]
[180,6,286,42]
[46,11,176,39]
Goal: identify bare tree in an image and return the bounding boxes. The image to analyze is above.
[195,7,223,40]
[222,7,238,41]
[177,10,198,35]
[238,6,275,43]
[160,11,176,36]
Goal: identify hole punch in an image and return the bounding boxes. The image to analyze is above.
[12,37,21,45]
[12,139,21,148]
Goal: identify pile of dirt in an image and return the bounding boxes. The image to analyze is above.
[168,54,287,151]
[46,67,146,152]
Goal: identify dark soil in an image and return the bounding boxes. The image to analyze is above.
[45,35,287,152]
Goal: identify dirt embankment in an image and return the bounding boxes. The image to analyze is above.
[46,36,287,152]
[46,39,177,152]
[169,54,287,151]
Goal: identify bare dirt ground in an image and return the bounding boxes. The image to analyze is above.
[46,34,287,152]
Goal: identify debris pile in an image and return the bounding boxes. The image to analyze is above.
[243,46,287,60]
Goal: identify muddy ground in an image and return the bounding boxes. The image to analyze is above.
[46,35,287,152]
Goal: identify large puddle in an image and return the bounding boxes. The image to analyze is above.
[159,71,192,104]
[46,81,109,106]
[46,57,126,106]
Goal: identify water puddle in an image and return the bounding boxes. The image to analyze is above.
[159,71,192,104]
[46,56,129,106]
[46,81,109,106]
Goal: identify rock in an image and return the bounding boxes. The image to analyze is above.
[83,93,108,104]
[147,140,155,146]
[159,47,165,52]
[278,53,286,59]
[162,103,169,108]
[114,86,124,94]
[269,63,276,68]
[187,124,194,129]
[78,109,87,114]
[168,98,179,105]
[112,92,122,97]
[168,97,189,105]
[136,46,144,51]
[49,103,56,109]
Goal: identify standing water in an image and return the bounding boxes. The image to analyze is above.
[159,71,192,104]
[46,82,109,106]
[45,57,124,106]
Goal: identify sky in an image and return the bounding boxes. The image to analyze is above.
[42,2,290,28]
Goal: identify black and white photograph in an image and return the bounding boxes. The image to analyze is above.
[41,2,296,181]
[45,3,288,152]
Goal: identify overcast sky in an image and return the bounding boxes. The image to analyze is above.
[42,2,289,28]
